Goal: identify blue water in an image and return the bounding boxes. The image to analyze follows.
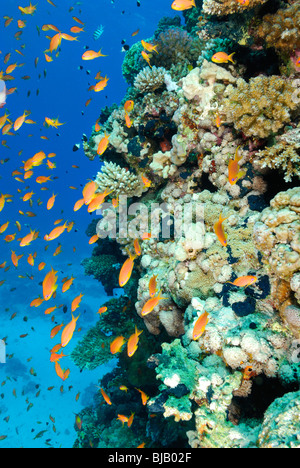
[0,0,181,448]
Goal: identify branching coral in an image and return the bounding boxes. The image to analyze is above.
[134,66,167,94]
[95,161,144,198]
[222,75,298,138]
[257,1,300,52]
[253,127,300,182]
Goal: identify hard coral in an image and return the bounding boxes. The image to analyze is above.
[257,1,300,52]
[202,0,268,16]
[134,66,167,94]
[95,161,144,198]
[253,187,300,308]
[222,75,298,138]
[253,127,300,182]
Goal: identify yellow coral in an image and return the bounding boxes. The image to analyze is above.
[202,0,268,16]
[222,75,298,138]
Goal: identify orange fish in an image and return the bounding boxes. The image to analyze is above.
[0,221,9,234]
[44,305,57,315]
[36,175,52,184]
[124,112,132,128]
[82,49,107,60]
[171,0,195,10]
[127,326,143,358]
[11,251,23,268]
[119,251,137,287]
[62,276,75,293]
[211,51,235,64]
[61,313,80,347]
[49,33,62,52]
[94,76,109,92]
[228,146,246,185]
[141,291,166,317]
[19,229,37,247]
[124,100,134,113]
[97,306,107,315]
[97,132,110,155]
[110,336,126,354]
[71,293,83,312]
[44,221,68,241]
[149,274,158,297]
[18,2,37,15]
[14,110,30,131]
[227,275,257,288]
[141,40,158,54]
[47,194,57,210]
[213,213,229,247]
[87,189,112,213]
[43,267,58,301]
[141,50,152,68]
[192,311,209,340]
[141,175,151,188]
[135,388,149,405]
[100,387,112,405]
[82,181,97,205]
[89,234,99,245]
[133,238,141,256]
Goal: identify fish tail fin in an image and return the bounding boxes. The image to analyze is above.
[228,52,235,64]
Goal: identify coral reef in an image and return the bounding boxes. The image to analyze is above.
[76,0,300,449]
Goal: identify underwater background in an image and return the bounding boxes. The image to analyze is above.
[0,0,300,449]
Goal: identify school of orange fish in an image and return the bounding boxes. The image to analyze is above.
[0,0,259,444]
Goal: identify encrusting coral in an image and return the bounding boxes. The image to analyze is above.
[202,0,268,16]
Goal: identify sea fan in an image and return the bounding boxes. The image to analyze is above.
[93,25,104,40]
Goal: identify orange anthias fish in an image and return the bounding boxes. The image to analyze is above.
[110,336,126,354]
[141,50,152,68]
[87,189,112,213]
[11,251,23,268]
[236,0,249,5]
[141,40,158,54]
[135,388,149,406]
[100,387,112,405]
[43,267,58,301]
[228,146,246,185]
[71,293,84,312]
[127,326,143,358]
[133,238,141,256]
[97,133,110,155]
[213,213,229,247]
[94,76,109,92]
[47,193,57,210]
[19,229,38,247]
[119,251,137,287]
[62,276,75,293]
[149,274,158,297]
[61,313,80,347]
[171,0,196,11]
[82,49,107,60]
[18,2,37,15]
[227,275,257,288]
[50,323,64,339]
[82,180,97,205]
[44,221,68,241]
[211,51,235,64]
[141,291,166,317]
[124,100,134,113]
[192,311,209,340]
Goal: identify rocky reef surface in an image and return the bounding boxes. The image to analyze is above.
[72,0,300,448]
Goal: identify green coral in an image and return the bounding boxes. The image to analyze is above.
[81,254,119,295]
[122,41,144,85]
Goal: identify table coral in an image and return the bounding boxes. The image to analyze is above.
[222,75,298,138]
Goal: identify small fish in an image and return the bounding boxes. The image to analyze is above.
[213,213,229,247]
[43,267,58,301]
[99,387,112,405]
[127,326,143,358]
[93,25,104,40]
[97,132,110,155]
[141,40,158,54]
[82,49,107,60]
[171,0,196,11]
[97,306,107,315]
[228,146,246,185]
[227,275,257,288]
[192,311,209,340]
[61,313,80,347]
[211,51,235,64]
[149,274,158,297]
[135,388,149,405]
[110,336,126,354]
[71,293,83,312]
[236,0,249,5]
[141,291,166,316]
[119,251,137,287]
[124,100,134,113]
[141,50,152,68]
